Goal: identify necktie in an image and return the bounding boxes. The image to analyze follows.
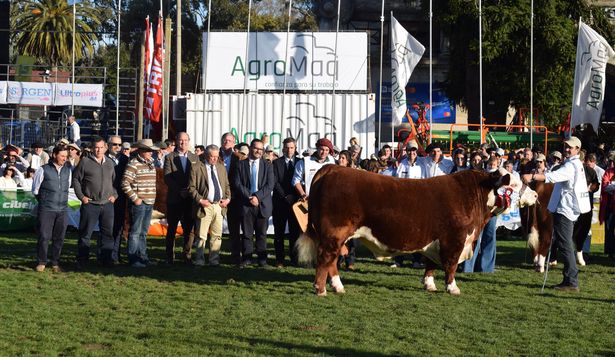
[250,160,258,194]
[211,165,221,202]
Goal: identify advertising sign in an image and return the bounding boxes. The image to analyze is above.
[53,83,104,107]
[0,189,38,232]
[6,81,54,106]
[378,82,456,124]
[202,32,368,91]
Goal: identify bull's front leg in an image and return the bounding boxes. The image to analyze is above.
[422,260,438,292]
[327,262,345,294]
[441,248,462,296]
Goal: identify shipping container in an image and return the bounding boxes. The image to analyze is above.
[184,92,376,157]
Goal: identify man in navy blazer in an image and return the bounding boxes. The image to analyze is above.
[272,137,301,267]
[233,138,275,267]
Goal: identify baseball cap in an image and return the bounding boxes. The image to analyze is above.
[551,151,562,160]
[564,136,582,149]
[406,141,418,151]
[535,153,546,162]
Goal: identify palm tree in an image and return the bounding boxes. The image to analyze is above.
[11,0,102,67]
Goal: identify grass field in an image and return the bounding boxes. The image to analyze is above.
[1,231,614,356]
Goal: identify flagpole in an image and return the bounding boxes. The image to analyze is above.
[241,0,253,138]
[377,0,384,150]
[479,0,483,145]
[71,1,75,116]
[530,0,534,147]
[115,0,121,136]
[429,0,432,143]
[569,18,581,139]
[281,0,293,140]
[203,0,212,143]
[331,0,341,140]
[390,10,394,146]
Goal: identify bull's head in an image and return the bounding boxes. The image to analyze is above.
[486,168,538,215]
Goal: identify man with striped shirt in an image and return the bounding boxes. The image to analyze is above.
[122,139,159,268]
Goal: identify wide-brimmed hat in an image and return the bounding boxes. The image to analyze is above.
[68,143,81,152]
[132,139,159,151]
[58,138,70,146]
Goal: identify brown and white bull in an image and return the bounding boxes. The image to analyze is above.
[296,165,538,296]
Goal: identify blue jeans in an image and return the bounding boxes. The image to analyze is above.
[127,203,153,265]
[463,216,497,273]
[553,213,578,287]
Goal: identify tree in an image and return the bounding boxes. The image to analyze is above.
[10,0,104,67]
[433,0,615,129]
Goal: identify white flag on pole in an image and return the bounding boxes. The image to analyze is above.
[570,21,615,134]
[391,15,425,126]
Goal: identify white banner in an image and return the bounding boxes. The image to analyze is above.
[53,83,104,107]
[1,81,103,107]
[391,16,425,125]
[6,81,54,106]
[202,32,368,91]
[0,81,6,104]
[570,21,615,134]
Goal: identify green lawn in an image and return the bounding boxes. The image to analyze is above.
[1,231,614,356]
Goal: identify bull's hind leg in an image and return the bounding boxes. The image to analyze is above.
[440,247,462,296]
[422,260,438,292]
[328,262,345,294]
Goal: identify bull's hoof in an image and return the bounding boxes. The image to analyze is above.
[446,286,461,296]
[535,265,545,273]
[576,252,586,266]
[422,276,437,292]
[316,289,327,297]
[445,280,461,296]
[424,284,437,292]
[334,288,346,294]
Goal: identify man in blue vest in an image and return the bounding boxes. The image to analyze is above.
[32,146,72,272]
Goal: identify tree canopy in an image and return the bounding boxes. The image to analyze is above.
[10,0,103,67]
[433,0,615,129]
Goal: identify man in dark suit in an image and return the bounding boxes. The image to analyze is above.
[232,138,275,267]
[272,137,301,267]
[188,145,231,266]
[163,132,199,264]
[106,135,129,265]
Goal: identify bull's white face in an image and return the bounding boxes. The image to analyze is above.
[499,168,538,207]
[487,169,538,213]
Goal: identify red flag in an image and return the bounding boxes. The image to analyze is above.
[145,14,163,123]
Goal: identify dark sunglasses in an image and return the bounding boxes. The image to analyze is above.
[111,143,122,147]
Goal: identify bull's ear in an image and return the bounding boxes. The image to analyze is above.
[495,173,511,188]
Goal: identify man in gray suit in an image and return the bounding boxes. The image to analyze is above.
[163,132,199,264]
[232,138,275,267]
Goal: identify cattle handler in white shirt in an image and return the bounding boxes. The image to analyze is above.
[523,136,590,292]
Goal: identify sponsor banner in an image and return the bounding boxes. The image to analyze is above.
[6,81,54,106]
[1,81,103,107]
[390,16,425,125]
[202,32,368,91]
[0,189,38,232]
[54,83,104,107]
[570,21,615,133]
[0,81,6,104]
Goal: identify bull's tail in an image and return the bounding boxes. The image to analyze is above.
[295,225,318,266]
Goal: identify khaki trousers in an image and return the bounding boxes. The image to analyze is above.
[195,203,223,265]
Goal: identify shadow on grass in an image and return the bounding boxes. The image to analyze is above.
[237,336,400,357]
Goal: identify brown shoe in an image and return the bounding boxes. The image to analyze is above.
[35,264,45,272]
[553,283,579,292]
[51,265,63,273]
